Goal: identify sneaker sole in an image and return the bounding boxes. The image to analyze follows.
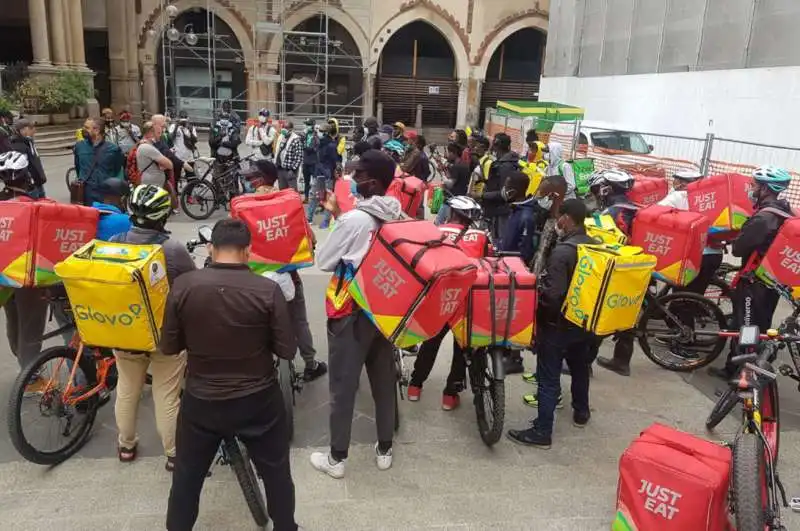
[522,398,564,409]
[311,465,344,480]
[505,432,551,450]
[573,421,589,429]
[407,395,420,402]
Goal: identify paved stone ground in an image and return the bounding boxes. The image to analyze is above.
[0,154,798,530]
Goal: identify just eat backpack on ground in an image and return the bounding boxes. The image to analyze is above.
[449,256,536,349]
[614,423,731,531]
[0,199,99,287]
[561,243,656,336]
[755,208,800,299]
[230,190,314,273]
[348,219,477,348]
[630,205,711,286]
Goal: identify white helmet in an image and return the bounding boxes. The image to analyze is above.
[0,151,29,172]
[446,195,483,222]
[672,170,704,182]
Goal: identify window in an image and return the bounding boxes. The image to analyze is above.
[619,132,651,154]
[590,132,621,151]
[179,86,211,98]
[590,131,651,154]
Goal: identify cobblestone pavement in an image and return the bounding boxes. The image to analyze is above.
[0,154,798,530]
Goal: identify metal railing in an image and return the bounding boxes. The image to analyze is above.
[483,108,800,208]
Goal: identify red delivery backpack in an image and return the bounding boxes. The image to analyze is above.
[333,178,357,215]
[687,173,753,235]
[348,219,478,348]
[230,189,314,273]
[630,205,711,286]
[450,257,536,349]
[0,198,99,288]
[438,224,492,259]
[614,423,731,531]
[387,170,425,217]
[755,208,800,299]
[628,175,668,207]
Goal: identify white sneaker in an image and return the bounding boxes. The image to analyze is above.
[374,443,393,471]
[310,451,345,479]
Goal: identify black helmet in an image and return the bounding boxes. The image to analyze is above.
[178,110,189,120]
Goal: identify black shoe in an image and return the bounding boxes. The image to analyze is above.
[596,356,631,377]
[573,410,591,428]
[506,427,552,449]
[707,366,733,381]
[504,354,524,375]
[304,361,328,382]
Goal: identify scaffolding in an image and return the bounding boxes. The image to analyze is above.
[157,0,373,131]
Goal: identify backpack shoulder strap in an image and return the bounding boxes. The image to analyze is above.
[760,206,796,219]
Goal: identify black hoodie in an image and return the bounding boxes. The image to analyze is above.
[733,197,794,262]
[481,150,520,218]
[9,134,46,190]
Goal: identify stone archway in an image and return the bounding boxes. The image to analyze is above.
[138,0,256,114]
[473,15,548,81]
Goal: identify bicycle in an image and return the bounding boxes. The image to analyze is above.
[393,345,418,431]
[180,153,255,220]
[215,436,269,527]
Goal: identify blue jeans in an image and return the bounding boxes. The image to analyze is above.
[435,204,449,226]
[534,324,593,436]
[306,175,332,225]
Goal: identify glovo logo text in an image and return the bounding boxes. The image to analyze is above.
[605,293,644,309]
[567,255,594,320]
[74,303,144,326]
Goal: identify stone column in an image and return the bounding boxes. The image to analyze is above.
[48,0,69,66]
[107,0,129,109]
[63,0,74,65]
[68,0,87,67]
[142,62,159,116]
[126,0,143,117]
[28,0,53,67]
[362,71,374,118]
[456,78,469,128]
[465,77,483,129]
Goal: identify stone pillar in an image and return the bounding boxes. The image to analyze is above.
[68,0,87,67]
[362,71,374,118]
[126,0,143,117]
[466,77,483,129]
[48,0,69,66]
[107,0,129,110]
[142,62,159,117]
[64,0,74,65]
[456,78,469,128]
[28,0,53,68]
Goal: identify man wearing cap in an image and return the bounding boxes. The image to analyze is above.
[246,109,277,161]
[310,149,404,479]
[115,111,142,155]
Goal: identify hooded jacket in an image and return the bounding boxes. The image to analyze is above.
[482,150,520,218]
[545,142,576,199]
[9,135,46,192]
[501,197,539,264]
[537,228,594,328]
[734,197,794,263]
[318,195,404,318]
[317,135,339,178]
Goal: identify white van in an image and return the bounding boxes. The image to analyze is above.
[550,121,654,156]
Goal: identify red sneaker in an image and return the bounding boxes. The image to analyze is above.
[407,385,422,402]
[442,393,460,411]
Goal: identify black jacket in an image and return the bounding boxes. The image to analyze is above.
[9,135,46,189]
[302,131,320,165]
[537,228,594,327]
[733,198,793,262]
[481,151,519,218]
[317,135,338,178]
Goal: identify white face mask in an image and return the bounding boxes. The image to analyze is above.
[363,126,369,137]
[537,196,553,211]
[259,116,267,124]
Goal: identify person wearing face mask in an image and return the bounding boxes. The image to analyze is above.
[360,117,382,150]
[101,108,120,147]
[301,118,320,203]
[74,116,125,205]
[167,110,198,164]
[246,108,277,161]
[307,124,337,229]
[275,121,303,191]
[707,166,794,381]
[507,199,595,449]
[474,133,520,246]
[311,150,404,479]
[434,142,472,225]
[8,119,47,198]
[114,111,142,155]
[544,142,576,199]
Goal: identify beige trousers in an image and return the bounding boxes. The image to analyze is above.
[114,350,186,457]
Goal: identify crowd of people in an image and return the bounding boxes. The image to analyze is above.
[0,102,797,530]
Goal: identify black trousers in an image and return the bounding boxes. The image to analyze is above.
[166,385,297,531]
[723,279,781,373]
[302,163,316,200]
[409,326,466,395]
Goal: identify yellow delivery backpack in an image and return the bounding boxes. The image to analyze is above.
[54,240,170,352]
[584,212,628,245]
[561,243,656,336]
[520,159,547,197]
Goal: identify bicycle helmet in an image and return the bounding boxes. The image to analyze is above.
[752,166,792,193]
[129,185,171,224]
[446,195,483,223]
[383,139,406,162]
[258,108,270,118]
[0,151,29,173]
[672,170,704,183]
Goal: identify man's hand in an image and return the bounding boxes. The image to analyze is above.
[324,192,341,218]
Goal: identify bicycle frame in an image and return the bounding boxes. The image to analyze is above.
[42,342,115,408]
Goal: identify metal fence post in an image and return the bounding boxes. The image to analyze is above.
[571,119,582,160]
[700,133,715,175]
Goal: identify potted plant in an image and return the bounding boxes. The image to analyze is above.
[58,71,92,119]
[12,78,50,126]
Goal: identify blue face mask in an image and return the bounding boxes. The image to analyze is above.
[350,179,360,197]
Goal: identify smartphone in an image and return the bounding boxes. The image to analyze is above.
[739,325,760,346]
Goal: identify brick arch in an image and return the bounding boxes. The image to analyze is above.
[473,10,548,80]
[138,0,254,59]
[370,0,471,78]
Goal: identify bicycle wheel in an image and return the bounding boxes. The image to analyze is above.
[706,387,739,431]
[638,292,727,371]
[732,432,767,531]
[180,179,218,220]
[762,381,780,465]
[223,438,268,528]
[277,359,294,442]
[7,346,98,465]
[65,167,77,188]
[704,278,733,325]
[470,349,505,446]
